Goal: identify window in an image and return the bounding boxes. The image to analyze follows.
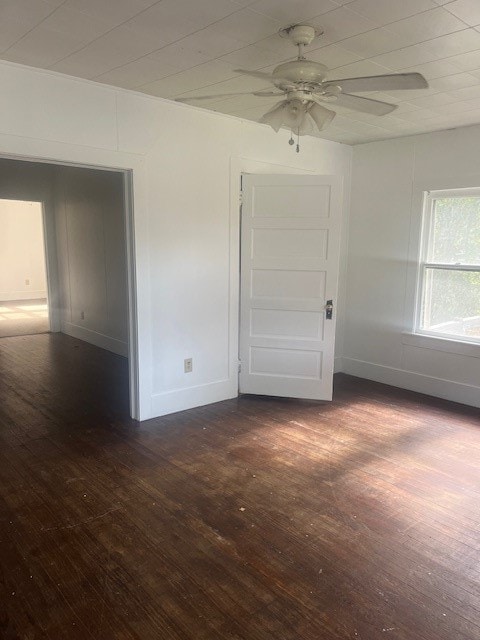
[416,189,480,344]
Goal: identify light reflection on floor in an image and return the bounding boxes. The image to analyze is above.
[0,299,49,336]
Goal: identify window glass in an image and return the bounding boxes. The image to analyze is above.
[430,197,480,264]
[418,191,480,343]
[421,268,480,339]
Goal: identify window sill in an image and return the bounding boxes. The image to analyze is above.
[402,332,480,358]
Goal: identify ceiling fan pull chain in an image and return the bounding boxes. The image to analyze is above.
[296,129,300,153]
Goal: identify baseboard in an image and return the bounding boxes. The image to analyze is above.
[334,356,343,374]
[151,378,237,418]
[62,322,128,357]
[0,291,47,301]
[342,357,480,409]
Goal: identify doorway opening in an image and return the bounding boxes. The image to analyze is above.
[0,156,138,419]
[0,198,49,338]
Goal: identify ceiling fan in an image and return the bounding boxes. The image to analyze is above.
[176,24,428,150]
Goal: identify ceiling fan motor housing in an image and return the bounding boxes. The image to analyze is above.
[280,24,318,46]
[273,60,328,86]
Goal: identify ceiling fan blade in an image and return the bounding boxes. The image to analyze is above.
[234,69,295,88]
[176,91,269,102]
[334,93,397,116]
[234,69,276,81]
[326,72,428,93]
[253,90,285,97]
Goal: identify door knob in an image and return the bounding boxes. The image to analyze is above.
[325,300,333,320]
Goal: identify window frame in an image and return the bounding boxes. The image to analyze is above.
[414,188,480,345]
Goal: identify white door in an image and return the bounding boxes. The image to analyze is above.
[239,174,342,400]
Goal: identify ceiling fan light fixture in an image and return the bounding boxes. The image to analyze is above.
[309,102,336,130]
[298,113,317,136]
[283,99,307,128]
[260,99,308,132]
[260,101,288,132]
[261,98,335,137]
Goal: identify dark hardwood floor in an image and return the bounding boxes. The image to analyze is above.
[0,333,479,640]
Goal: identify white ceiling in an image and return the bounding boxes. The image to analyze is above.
[3,0,480,144]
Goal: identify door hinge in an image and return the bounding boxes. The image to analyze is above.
[239,190,244,206]
[238,361,242,373]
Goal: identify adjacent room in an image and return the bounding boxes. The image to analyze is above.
[0,2,478,639]
[0,198,49,338]
[0,156,133,415]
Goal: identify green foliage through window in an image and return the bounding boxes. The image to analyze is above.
[420,194,480,341]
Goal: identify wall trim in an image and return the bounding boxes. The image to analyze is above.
[62,321,127,357]
[151,379,237,418]
[0,290,47,301]
[402,331,480,358]
[342,357,480,408]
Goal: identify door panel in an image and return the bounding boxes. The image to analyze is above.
[239,174,342,400]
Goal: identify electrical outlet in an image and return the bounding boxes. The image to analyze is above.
[80,311,85,320]
[25,279,30,285]
[184,358,193,373]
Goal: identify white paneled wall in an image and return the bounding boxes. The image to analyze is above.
[0,200,47,301]
[54,166,128,357]
[344,125,480,408]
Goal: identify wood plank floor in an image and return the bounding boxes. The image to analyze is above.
[0,333,479,640]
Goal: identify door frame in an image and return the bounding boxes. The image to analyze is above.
[0,152,140,419]
[228,158,322,395]
[41,199,60,332]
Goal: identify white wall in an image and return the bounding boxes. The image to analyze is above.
[54,166,128,356]
[344,125,480,408]
[0,199,47,301]
[0,60,352,420]
[0,159,60,318]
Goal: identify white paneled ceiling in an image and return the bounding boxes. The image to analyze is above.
[3,0,480,143]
